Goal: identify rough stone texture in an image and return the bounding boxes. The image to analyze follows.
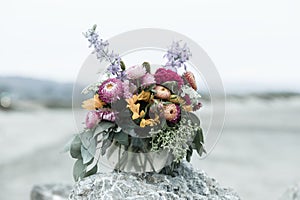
[69,162,241,200]
[280,182,300,200]
[31,184,72,200]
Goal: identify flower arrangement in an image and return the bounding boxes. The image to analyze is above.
[67,25,205,181]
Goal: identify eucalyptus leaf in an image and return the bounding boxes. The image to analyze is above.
[81,146,94,164]
[73,159,86,181]
[101,133,113,156]
[161,81,179,94]
[94,121,115,135]
[193,128,205,156]
[114,131,129,146]
[87,137,96,157]
[70,135,82,159]
[84,164,98,177]
[81,130,94,149]
[186,146,193,162]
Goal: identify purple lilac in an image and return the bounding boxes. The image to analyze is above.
[164,41,192,71]
[83,25,125,79]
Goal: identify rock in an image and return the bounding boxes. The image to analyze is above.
[280,182,300,200]
[31,184,72,200]
[69,162,241,200]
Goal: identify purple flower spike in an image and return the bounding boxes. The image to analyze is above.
[164,41,192,71]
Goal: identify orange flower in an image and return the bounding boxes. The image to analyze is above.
[82,94,106,110]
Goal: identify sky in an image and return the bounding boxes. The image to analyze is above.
[0,0,299,92]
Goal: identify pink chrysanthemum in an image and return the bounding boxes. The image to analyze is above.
[141,73,156,87]
[163,103,181,123]
[98,78,123,103]
[86,111,100,129]
[154,68,184,89]
[97,108,117,122]
[122,80,135,99]
[126,65,146,79]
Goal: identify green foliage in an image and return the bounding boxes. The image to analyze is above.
[73,158,97,182]
[192,128,205,156]
[94,121,115,136]
[73,159,86,181]
[161,81,179,94]
[67,108,205,181]
[70,135,82,159]
[186,146,193,162]
[70,130,101,181]
[81,145,94,164]
[101,132,113,156]
[114,131,129,146]
[142,62,151,73]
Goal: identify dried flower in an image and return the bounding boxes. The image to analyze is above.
[150,118,201,162]
[137,90,151,102]
[97,108,117,122]
[85,111,101,129]
[180,85,201,108]
[82,94,106,110]
[154,85,171,100]
[83,25,125,79]
[140,115,160,128]
[141,73,156,87]
[163,103,181,123]
[164,41,192,71]
[122,80,133,99]
[98,78,123,103]
[183,71,197,90]
[154,68,184,90]
[126,65,146,79]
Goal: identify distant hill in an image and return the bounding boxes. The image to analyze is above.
[1,76,299,110]
[0,76,73,109]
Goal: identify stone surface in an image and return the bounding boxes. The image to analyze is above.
[280,182,300,200]
[31,184,72,200]
[69,162,241,200]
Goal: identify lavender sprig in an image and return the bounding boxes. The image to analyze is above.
[83,25,125,80]
[164,41,192,71]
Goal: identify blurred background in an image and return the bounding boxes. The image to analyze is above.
[0,0,300,200]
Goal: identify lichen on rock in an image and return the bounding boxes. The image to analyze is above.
[69,162,241,200]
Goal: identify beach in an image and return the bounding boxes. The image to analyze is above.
[0,97,300,200]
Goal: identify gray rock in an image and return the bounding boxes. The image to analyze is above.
[280,182,300,200]
[31,184,72,200]
[69,162,241,200]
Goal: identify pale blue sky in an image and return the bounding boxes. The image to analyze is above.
[0,0,299,92]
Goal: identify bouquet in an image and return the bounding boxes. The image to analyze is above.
[67,25,205,181]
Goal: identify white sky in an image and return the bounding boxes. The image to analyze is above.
[0,0,299,92]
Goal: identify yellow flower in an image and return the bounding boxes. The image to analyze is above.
[182,105,193,112]
[82,94,106,110]
[126,95,141,120]
[139,114,160,128]
[126,94,138,105]
[169,94,185,104]
[137,90,151,102]
[139,119,153,128]
[139,110,145,118]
